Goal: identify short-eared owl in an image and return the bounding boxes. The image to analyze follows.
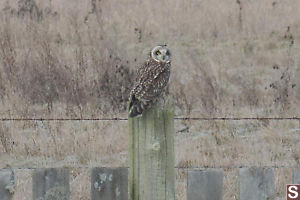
[129,45,171,117]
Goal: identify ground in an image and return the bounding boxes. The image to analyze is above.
[0,0,299,199]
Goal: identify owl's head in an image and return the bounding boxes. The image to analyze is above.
[150,45,171,63]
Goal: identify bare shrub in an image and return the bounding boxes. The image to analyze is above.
[173,84,195,116]
[0,124,14,153]
[17,0,42,21]
[0,68,5,99]
[269,67,292,113]
[2,0,58,21]
[93,54,135,113]
[196,71,218,115]
[0,20,19,100]
[0,23,17,84]
[0,17,135,115]
[0,0,298,117]
[17,39,72,111]
[238,79,260,108]
[190,55,219,116]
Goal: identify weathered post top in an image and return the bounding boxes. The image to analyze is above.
[129,98,175,200]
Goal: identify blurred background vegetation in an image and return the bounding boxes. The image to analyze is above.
[0,0,298,118]
[0,1,299,199]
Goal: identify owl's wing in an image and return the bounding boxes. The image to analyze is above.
[128,61,170,117]
[132,61,170,102]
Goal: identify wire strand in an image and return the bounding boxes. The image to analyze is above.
[4,165,299,170]
[0,117,299,121]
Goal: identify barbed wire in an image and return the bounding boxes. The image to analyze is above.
[0,117,299,121]
[3,165,299,170]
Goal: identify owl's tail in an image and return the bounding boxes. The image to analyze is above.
[128,95,145,118]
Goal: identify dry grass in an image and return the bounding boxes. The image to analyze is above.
[223,169,239,200]
[0,0,298,118]
[13,169,32,200]
[0,120,299,168]
[0,121,128,168]
[274,168,293,200]
[175,169,187,200]
[175,120,300,168]
[0,0,136,117]
[0,0,299,199]
[0,123,14,153]
[70,168,90,200]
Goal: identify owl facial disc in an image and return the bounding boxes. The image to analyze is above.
[151,45,171,63]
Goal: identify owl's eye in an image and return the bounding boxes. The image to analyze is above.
[166,51,170,56]
[156,51,161,55]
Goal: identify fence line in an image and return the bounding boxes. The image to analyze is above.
[4,165,300,171]
[239,168,274,200]
[0,117,299,121]
[188,170,223,200]
[0,170,14,200]
[91,168,128,200]
[32,168,69,200]
[1,167,299,200]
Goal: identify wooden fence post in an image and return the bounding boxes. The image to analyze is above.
[91,167,128,200]
[32,168,69,200]
[187,169,223,200]
[129,99,175,200]
[0,170,14,200]
[239,168,274,200]
[294,169,300,184]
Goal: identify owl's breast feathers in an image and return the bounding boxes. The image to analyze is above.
[129,59,171,117]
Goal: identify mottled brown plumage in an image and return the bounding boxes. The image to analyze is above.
[129,45,171,117]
